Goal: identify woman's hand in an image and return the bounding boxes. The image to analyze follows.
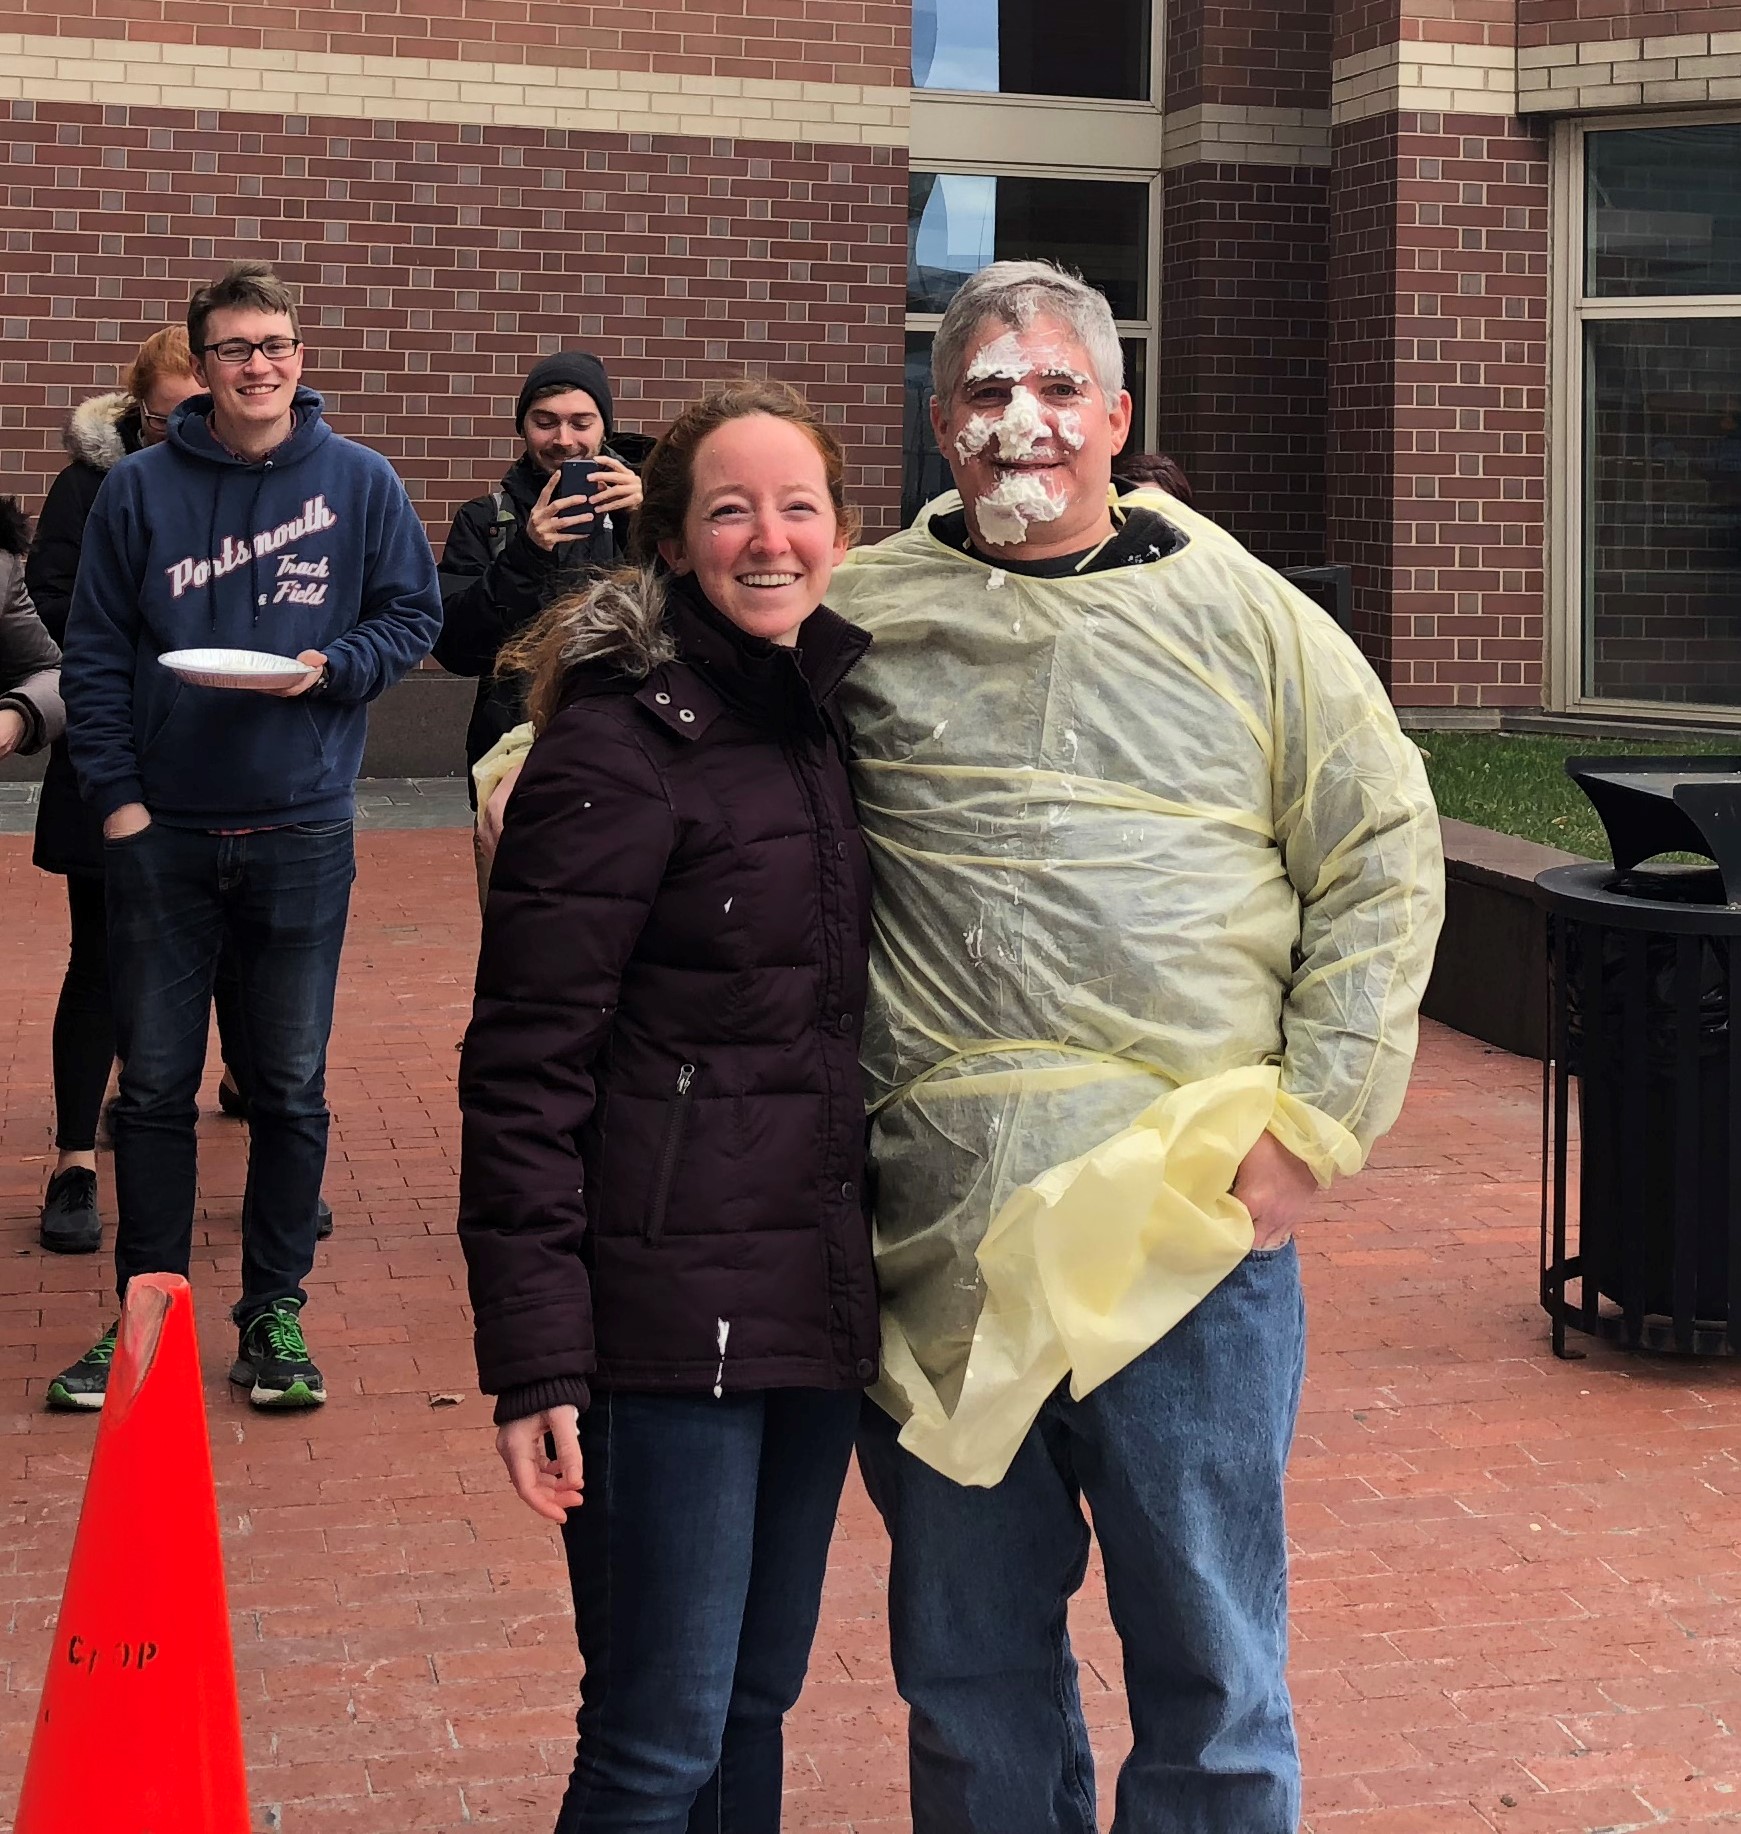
[527,468,596,554]
[588,453,643,516]
[1232,1130,1318,1251]
[0,708,26,759]
[479,762,524,866]
[496,1404,584,1523]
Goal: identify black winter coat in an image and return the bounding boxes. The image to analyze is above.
[433,440,651,783]
[457,568,879,1425]
[26,392,142,876]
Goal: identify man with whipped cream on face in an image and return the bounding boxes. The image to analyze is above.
[827,261,1443,1832]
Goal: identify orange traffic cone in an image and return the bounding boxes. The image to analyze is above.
[17,1274,250,1832]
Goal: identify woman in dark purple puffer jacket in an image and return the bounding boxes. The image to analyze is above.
[457,381,879,1834]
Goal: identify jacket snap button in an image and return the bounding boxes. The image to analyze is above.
[679,708,696,723]
[654,691,671,704]
[837,1012,855,1034]
[840,1180,855,1200]
[855,1358,876,1380]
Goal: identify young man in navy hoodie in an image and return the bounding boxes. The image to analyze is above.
[53,261,443,1413]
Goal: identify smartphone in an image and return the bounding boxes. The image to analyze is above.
[556,457,603,508]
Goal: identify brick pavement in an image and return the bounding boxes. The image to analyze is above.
[4,828,1741,1832]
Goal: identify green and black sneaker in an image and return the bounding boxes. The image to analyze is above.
[231,1299,326,1410]
[45,1322,120,1412]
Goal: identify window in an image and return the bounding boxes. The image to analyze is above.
[913,0,1151,99]
[1560,120,1741,711]
[909,172,1148,318]
[903,171,1155,525]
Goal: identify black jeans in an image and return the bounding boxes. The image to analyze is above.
[556,1387,861,1833]
[50,873,115,1154]
[103,819,355,1324]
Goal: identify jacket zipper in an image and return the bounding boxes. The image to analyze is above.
[644,1063,696,1244]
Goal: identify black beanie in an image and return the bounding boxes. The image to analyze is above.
[514,352,615,438]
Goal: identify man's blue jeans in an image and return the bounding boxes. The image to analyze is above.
[103,819,354,1325]
[555,1387,861,1833]
[856,1241,1307,1834]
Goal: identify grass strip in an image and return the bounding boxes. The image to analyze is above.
[1414,732,1740,860]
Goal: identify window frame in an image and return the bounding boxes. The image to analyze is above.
[1550,111,1741,719]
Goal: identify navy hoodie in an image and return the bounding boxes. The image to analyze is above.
[62,388,442,828]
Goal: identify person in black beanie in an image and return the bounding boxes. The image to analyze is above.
[435,353,652,787]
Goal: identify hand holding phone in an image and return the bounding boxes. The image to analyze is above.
[528,461,600,553]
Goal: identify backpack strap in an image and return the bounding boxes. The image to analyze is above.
[487,490,515,560]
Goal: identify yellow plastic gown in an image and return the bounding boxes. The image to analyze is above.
[824,489,1444,1485]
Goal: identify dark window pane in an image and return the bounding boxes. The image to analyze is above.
[902,333,955,526]
[913,0,1149,98]
[1584,319,1741,705]
[1587,127,1741,298]
[901,331,1150,528]
[909,172,1148,318]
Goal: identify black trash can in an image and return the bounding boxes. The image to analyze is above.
[1538,757,1741,1359]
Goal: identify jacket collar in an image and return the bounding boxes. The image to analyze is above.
[499,450,550,516]
[632,570,869,744]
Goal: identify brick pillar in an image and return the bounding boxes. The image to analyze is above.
[1326,4,1551,707]
[1158,3,1333,570]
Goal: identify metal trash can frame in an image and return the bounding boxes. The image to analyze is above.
[1540,862,1741,1359]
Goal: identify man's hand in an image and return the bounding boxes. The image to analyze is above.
[588,453,643,517]
[103,802,153,841]
[251,650,326,699]
[527,468,596,554]
[496,1405,584,1523]
[0,708,26,760]
[1232,1130,1318,1250]
[479,762,524,867]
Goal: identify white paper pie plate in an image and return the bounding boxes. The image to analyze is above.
[158,647,312,690]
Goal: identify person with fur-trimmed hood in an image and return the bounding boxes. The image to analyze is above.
[457,380,877,1831]
[25,328,203,1258]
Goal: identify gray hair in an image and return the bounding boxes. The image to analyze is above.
[931,260,1124,405]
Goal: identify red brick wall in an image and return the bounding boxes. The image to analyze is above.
[1519,0,1741,46]
[1326,113,1401,683]
[1327,112,1551,707]
[15,0,910,89]
[1159,162,1331,571]
[0,100,907,548]
[1165,1,1333,111]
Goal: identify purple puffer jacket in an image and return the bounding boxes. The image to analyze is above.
[457,567,879,1424]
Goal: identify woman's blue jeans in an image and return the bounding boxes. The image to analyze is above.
[555,1386,861,1834]
[856,1241,1308,1834]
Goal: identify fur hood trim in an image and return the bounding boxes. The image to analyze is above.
[62,391,134,472]
[549,567,678,680]
[0,496,29,557]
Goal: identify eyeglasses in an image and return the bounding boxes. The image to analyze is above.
[200,336,302,365]
[139,407,171,431]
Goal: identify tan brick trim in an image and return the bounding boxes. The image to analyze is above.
[1161,103,1330,170]
[1520,33,1741,115]
[0,31,911,144]
[1333,39,1518,124]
